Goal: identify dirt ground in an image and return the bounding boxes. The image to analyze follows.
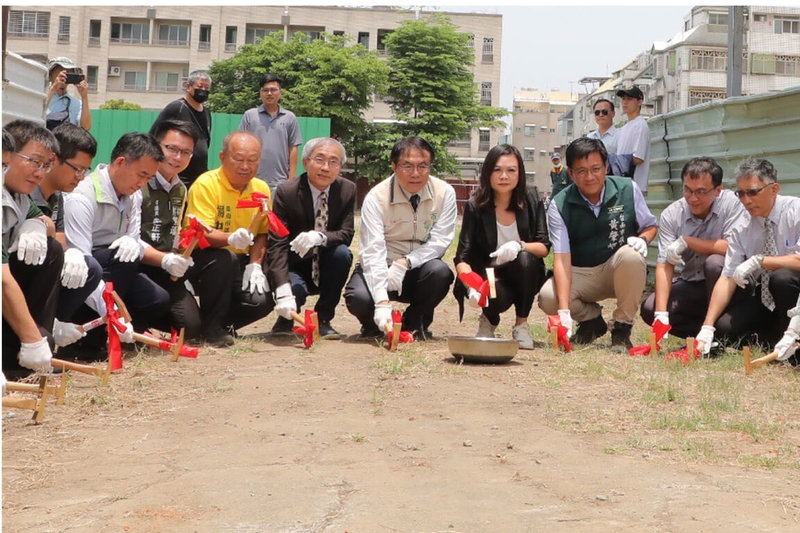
[3,290,800,532]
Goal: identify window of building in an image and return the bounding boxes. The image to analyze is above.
[225,26,237,52]
[549,128,556,133]
[123,71,147,90]
[482,37,494,63]
[8,10,50,39]
[776,55,800,76]
[708,12,728,25]
[753,14,767,23]
[524,124,536,136]
[466,34,474,49]
[333,30,345,37]
[357,31,369,47]
[752,53,776,74]
[86,65,98,92]
[775,18,800,34]
[667,50,676,74]
[690,49,727,71]
[523,148,536,161]
[245,27,280,44]
[157,24,189,46]
[478,129,491,151]
[480,82,492,106]
[111,22,150,44]
[153,72,180,91]
[525,171,536,182]
[89,19,101,46]
[199,24,211,50]
[292,31,321,43]
[58,16,70,43]
[688,88,726,107]
[377,29,392,54]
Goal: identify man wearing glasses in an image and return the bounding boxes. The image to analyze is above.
[267,137,356,339]
[695,158,800,357]
[345,136,457,340]
[640,157,745,340]
[239,74,303,189]
[587,99,618,156]
[538,137,657,351]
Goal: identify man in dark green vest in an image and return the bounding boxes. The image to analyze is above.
[549,152,571,197]
[538,137,658,351]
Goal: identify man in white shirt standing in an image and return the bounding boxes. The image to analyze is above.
[587,98,618,156]
[344,136,457,340]
[615,85,651,194]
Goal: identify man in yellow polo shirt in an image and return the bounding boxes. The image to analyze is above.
[184,130,274,344]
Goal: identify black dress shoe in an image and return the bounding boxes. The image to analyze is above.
[359,324,384,340]
[412,328,434,341]
[610,322,633,352]
[573,315,608,344]
[271,316,295,336]
[318,321,341,340]
[205,328,235,347]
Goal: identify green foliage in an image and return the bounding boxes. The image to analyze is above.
[99,99,142,110]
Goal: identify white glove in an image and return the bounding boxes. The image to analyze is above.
[776,314,800,361]
[109,235,141,262]
[275,295,297,320]
[653,311,670,339]
[242,263,267,295]
[374,303,393,331]
[627,236,649,257]
[227,228,254,250]
[696,325,715,356]
[18,337,52,373]
[665,237,687,267]
[161,252,194,278]
[15,218,48,265]
[387,261,407,293]
[61,248,89,289]
[489,240,522,265]
[467,288,483,308]
[53,318,86,347]
[558,309,573,339]
[117,318,135,344]
[732,255,763,288]
[290,231,325,257]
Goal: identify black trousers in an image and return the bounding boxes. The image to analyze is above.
[483,252,547,326]
[286,244,353,323]
[640,254,723,339]
[56,253,104,322]
[344,258,454,332]
[2,237,63,370]
[140,264,203,340]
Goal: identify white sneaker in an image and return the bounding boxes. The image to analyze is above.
[512,323,534,350]
[476,314,496,338]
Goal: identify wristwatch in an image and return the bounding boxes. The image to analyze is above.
[405,255,413,269]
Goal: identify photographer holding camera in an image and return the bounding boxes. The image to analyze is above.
[45,57,91,132]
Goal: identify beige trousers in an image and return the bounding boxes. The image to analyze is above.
[538,245,646,326]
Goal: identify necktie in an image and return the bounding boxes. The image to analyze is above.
[312,192,328,286]
[760,220,777,311]
[409,194,420,212]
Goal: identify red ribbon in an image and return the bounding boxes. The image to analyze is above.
[170,328,199,358]
[178,217,211,250]
[547,315,572,353]
[292,309,317,348]
[458,272,490,307]
[385,309,414,348]
[628,321,673,356]
[665,339,700,366]
[235,192,289,237]
[102,282,124,371]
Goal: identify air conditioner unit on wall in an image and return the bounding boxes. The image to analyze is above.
[108,66,121,76]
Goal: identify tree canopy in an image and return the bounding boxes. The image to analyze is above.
[99,99,142,110]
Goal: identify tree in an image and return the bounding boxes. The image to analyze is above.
[99,99,142,110]
[207,33,388,152]
[383,15,507,177]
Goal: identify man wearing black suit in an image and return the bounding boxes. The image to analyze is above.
[267,137,356,339]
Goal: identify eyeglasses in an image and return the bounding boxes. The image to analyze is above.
[594,109,610,116]
[62,159,91,177]
[683,186,715,198]
[13,152,54,173]
[260,87,280,94]
[572,165,606,179]
[310,157,341,168]
[397,162,431,173]
[162,144,194,159]
[734,183,774,198]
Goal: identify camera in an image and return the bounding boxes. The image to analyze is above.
[65,72,85,85]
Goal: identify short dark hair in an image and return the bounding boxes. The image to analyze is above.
[735,157,778,185]
[110,132,164,164]
[593,98,615,112]
[681,156,723,187]
[2,129,16,153]
[475,144,528,212]
[259,73,283,89]
[565,137,608,169]
[151,118,201,146]
[4,119,59,154]
[390,136,435,165]
[52,123,97,160]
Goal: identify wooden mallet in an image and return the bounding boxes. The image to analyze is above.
[744,347,779,376]
[291,309,320,348]
[2,376,51,422]
[171,215,212,281]
[485,267,497,300]
[111,291,195,361]
[50,357,111,387]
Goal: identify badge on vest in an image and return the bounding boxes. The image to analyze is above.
[608,205,624,214]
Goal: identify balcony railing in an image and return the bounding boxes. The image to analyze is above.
[88,36,100,46]
[122,83,147,91]
[481,54,493,63]
[198,41,211,51]
[154,38,189,47]
[152,84,181,92]
[8,30,48,39]
[110,37,149,45]
[224,43,237,53]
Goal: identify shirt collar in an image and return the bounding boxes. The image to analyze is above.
[257,104,285,117]
[152,171,181,192]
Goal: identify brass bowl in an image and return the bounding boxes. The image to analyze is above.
[446,336,519,364]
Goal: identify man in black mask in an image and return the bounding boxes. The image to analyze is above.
[149,70,212,188]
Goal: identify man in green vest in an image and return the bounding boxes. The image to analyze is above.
[538,137,658,351]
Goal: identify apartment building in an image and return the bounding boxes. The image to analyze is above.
[5,5,503,174]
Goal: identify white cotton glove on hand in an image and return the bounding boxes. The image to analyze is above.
[161,253,194,278]
[109,235,141,262]
[653,311,670,339]
[53,318,86,347]
[732,255,764,288]
[227,228,254,250]
[18,338,52,373]
[467,288,484,308]
[117,318,135,344]
[665,236,687,267]
[387,261,407,293]
[275,295,297,320]
[696,325,715,356]
[557,309,573,339]
[776,314,800,361]
[489,241,522,265]
[374,303,393,331]
[242,263,267,295]
[627,236,649,257]
[290,231,325,257]
[15,218,48,265]
[61,248,89,289]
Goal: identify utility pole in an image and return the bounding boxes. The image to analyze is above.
[726,6,744,97]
